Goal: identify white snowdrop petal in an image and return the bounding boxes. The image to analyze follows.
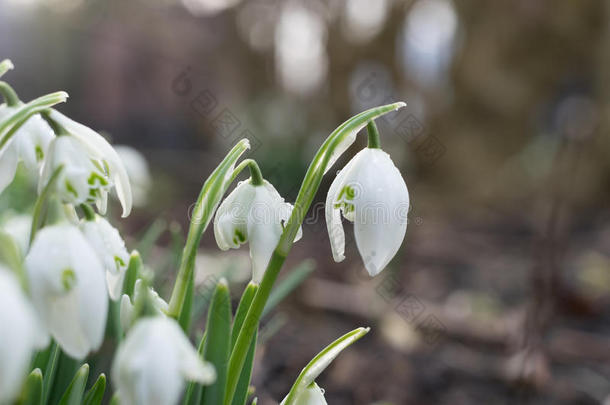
[25,224,108,359]
[0,144,18,194]
[112,317,214,405]
[214,181,255,250]
[325,150,364,263]
[0,269,48,403]
[49,110,133,217]
[326,148,409,276]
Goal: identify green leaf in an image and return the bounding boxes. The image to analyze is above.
[42,342,60,405]
[262,260,315,317]
[122,251,142,299]
[83,374,106,405]
[282,327,369,405]
[231,330,257,405]
[167,139,250,320]
[58,364,89,405]
[178,269,195,333]
[231,282,258,350]
[20,368,43,405]
[201,279,232,405]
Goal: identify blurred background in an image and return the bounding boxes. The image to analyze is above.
[1,0,610,403]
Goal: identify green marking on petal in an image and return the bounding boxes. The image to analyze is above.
[65,180,79,198]
[61,268,77,291]
[235,229,246,243]
[114,256,125,270]
[35,145,44,162]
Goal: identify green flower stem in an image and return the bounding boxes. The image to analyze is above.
[223,102,406,405]
[0,91,68,148]
[0,81,19,106]
[41,111,70,136]
[167,140,250,319]
[366,120,381,149]
[0,59,14,78]
[30,165,64,245]
[229,158,264,186]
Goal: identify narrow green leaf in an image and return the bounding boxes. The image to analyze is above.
[231,282,259,350]
[262,260,315,317]
[58,363,89,405]
[20,368,43,405]
[42,343,60,405]
[283,327,370,405]
[231,330,257,405]
[83,374,106,405]
[123,251,142,299]
[178,269,195,333]
[201,279,232,405]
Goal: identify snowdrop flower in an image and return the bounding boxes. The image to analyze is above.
[25,224,108,359]
[281,383,327,405]
[0,268,48,403]
[120,280,168,331]
[114,145,151,207]
[326,148,409,276]
[0,106,54,194]
[214,179,302,282]
[41,109,132,217]
[112,317,215,405]
[1,213,32,254]
[80,215,129,300]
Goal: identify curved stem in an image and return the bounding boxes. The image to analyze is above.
[0,81,19,106]
[223,102,405,405]
[167,140,250,320]
[366,120,381,149]
[230,158,264,186]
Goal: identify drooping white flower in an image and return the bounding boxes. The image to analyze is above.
[326,148,409,276]
[119,280,168,332]
[281,383,327,405]
[25,224,108,359]
[80,215,129,300]
[1,213,32,255]
[112,317,215,405]
[214,179,302,282]
[0,106,54,194]
[44,110,132,217]
[114,145,151,207]
[0,268,48,403]
[40,136,111,210]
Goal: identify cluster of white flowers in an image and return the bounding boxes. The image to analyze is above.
[0,59,410,405]
[0,61,212,405]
